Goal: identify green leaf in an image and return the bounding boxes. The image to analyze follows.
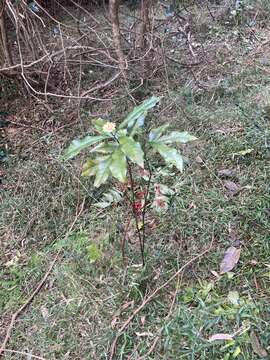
[153,143,184,172]
[110,148,127,182]
[159,131,197,144]
[81,159,98,177]
[119,136,144,168]
[129,115,145,136]
[62,135,108,160]
[92,118,107,133]
[86,243,102,263]
[90,142,118,154]
[116,129,127,137]
[94,156,112,187]
[119,96,160,129]
[149,124,170,142]
[95,189,123,208]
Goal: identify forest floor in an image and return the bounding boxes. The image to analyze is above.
[1,1,270,359]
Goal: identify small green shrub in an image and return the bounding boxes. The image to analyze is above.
[62,97,196,264]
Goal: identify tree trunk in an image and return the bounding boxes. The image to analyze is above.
[138,0,152,50]
[0,3,13,67]
[109,0,126,76]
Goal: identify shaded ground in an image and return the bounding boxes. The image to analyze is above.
[1,1,270,359]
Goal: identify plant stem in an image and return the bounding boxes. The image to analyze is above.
[141,157,152,255]
[127,161,145,266]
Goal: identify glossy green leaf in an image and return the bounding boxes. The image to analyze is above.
[149,124,170,142]
[153,143,184,172]
[94,156,112,187]
[90,142,118,154]
[159,131,197,144]
[62,135,108,160]
[81,159,98,177]
[116,129,127,137]
[119,96,160,129]
[119,136,144,168]
[92,118,107,133]
[110,148,127,182]
[129,115,145,136]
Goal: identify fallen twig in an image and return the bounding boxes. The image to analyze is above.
[0,199,85,357]
[109,239,214,359]
[0,348,46,360]
[0,251,61,357]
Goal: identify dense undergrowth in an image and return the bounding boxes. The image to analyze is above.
[1,1,270,359]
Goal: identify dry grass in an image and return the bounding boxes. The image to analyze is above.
[1,1,270,359]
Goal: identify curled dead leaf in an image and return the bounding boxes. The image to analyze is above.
[218,168,237,178]
[224,180,239,194]
[111,317,119,329]
[220,246,241,274]
[250,331,268,358]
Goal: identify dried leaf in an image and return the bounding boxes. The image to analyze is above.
[227,290,240,305]
[218,168,237,178]
[121,300,134,310]
[195,155,204,164]
[232,148,254,157]
[210,270,220,278]
[209,333,233,341]
[140,316,146,326]
[41,306,49,320]
[220,246,241,274]
[228,229,241,246]
[135,332,154,337]
[111,317,119,329]
[250,331,268,358]
[224,180,239,193]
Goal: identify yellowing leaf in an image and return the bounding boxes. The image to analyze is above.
[86,243,102,263]
[233,346,241,358]
[81,159,97,177]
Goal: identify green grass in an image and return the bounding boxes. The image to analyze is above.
[1,2,270,359]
